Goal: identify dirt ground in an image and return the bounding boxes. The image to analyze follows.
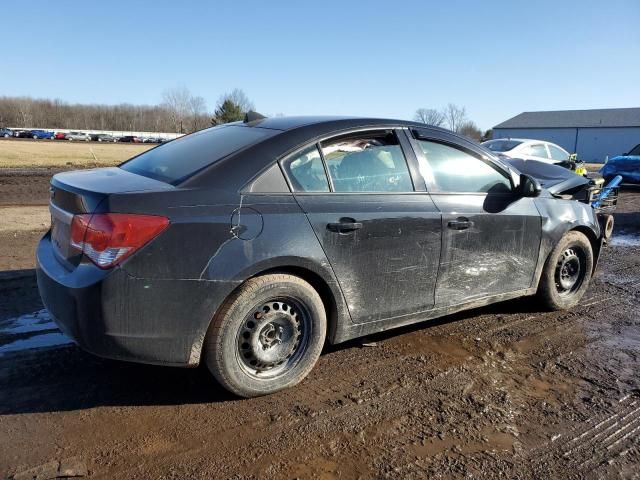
[0,168,639,479]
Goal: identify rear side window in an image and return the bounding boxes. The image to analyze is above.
[121,125,276,184]
[320,131,413,192]
[527,144,549,158]
[548,144,569,161]
[283,145,330,192]
[416,140,511,193]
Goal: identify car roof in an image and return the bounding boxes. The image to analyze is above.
[241,115,445,133]
[485,138,555,145]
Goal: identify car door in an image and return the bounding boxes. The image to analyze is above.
[281,128,442,324]
[409,129,542,306]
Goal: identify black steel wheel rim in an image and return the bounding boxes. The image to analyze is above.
[236,297,311,379]
[555,246,585,295]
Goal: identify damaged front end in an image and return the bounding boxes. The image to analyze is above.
[507,159,620,243]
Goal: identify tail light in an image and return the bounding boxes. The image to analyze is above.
[70,213,169,269]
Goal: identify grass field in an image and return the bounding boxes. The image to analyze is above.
[0,139,152,168]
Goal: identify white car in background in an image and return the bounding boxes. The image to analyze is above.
[482,138,571,164]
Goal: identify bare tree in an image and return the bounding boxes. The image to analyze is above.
[162,86,193,133]
[217,88,254,114]
[443,103,467,133]
[14,97,34,127]
[458,121,482,141]
[414,108,445,127]
[188,95,208,132]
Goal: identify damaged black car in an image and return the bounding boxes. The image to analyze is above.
[36,115,617,397]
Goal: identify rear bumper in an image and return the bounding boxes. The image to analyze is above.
[36,233,238,366]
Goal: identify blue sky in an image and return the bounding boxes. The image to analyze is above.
[2,0,639,130]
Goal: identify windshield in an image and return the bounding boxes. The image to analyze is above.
[482,140,523,152]
[120,125,277,184]
[628,144,640,156]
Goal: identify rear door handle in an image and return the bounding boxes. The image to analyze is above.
[448,217,474,230]
[327,218,363,233]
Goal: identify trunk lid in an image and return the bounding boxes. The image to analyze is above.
[49,167,173,268]
[506,158,590,196]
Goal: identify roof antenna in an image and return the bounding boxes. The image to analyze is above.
[244,111,267,123]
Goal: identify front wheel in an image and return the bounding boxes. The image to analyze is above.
[537,231,593,310]
[203,274,326,398]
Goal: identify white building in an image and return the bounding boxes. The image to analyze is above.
[492,108,640,163]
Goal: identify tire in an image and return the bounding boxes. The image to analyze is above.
[537,231,593,310]
[203,273,326,398]
[32,135,38,140]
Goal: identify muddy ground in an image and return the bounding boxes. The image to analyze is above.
[0,169,639,479]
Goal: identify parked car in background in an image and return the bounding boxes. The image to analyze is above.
[13,130,33,138]
[118,135,140,143]
[600,143,640,184]
[482,139,570,164]
[1,128,13,138]
[66,131,91,141]
[37,115,615,398]
[30,130,54,140]
[97,134,118,142]
[54,132,67,140]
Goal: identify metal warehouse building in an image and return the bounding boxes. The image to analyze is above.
[492,107,640,163]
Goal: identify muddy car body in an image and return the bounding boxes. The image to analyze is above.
[36,116,612,397]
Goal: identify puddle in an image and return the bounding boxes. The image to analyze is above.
[0,309,72,355]
[610,233,640,247]
[0,309,57,334]
[0,332,72,355]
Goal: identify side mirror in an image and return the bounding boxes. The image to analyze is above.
[520,174,541,197]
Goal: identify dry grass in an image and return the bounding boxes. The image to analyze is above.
[0,139,152,168]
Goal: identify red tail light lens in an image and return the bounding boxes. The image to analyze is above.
[70,213,169,269]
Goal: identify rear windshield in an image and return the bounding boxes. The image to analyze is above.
[628,144,640,156]
[482,140,523,152]
[120,125,276,184]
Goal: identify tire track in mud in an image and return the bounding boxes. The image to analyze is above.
[527,393,640,476]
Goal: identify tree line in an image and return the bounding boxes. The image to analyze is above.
[0,87,254,133]
[0,90,488,141]
[414,104,486,141]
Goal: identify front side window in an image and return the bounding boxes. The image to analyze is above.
[416,140,511,193]
[548,144,569,161]
[320,131,413,192]
[283,145,329,192]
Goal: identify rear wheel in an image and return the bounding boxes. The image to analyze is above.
[203,274,326,397]
[537,231,593,310]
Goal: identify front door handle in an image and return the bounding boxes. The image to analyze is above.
[448,217,474,230]
[327,218,363,233]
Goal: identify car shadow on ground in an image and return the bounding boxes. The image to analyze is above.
[0,295,544,416]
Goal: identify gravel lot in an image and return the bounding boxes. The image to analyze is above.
[0,169,638,479]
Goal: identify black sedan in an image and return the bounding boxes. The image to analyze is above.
[37,115,612,397]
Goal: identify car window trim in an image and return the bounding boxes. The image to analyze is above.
[408,128,515,193]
